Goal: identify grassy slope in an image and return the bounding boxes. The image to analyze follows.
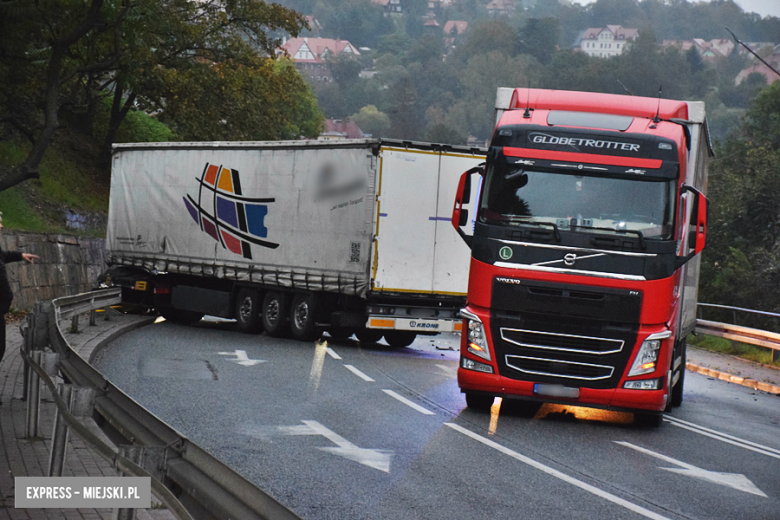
[0,130,110,236]
[687,334,780,369]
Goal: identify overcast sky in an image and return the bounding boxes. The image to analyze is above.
[568,0,780,18]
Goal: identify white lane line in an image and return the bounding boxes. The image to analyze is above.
[382,389,435,415]
[344,364,375,382]
[445,423,673,520]
[664,416,780,460]
[326,347,342,360]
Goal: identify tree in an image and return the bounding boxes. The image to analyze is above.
[387,74,421,139]
[351,105,391,138]
[517,17,560,65]
[700,82,780,313]
[0,0,314,187]
[0,0,122,191]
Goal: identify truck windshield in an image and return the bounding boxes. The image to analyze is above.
[478,163,675,240]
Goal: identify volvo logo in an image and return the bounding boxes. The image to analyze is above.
[564,253,577,266]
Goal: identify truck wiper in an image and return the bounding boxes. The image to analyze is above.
[572,225,645,250]
[505,218,561,242]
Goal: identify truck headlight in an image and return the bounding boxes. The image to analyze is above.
[627,331,671,377]
[460,309,491,362]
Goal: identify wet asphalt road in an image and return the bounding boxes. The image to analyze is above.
[94,318,780,520]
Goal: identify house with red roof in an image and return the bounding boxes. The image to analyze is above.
[576,25,638,58]
[735,53,780,86]
[279,37,361,82]
[662,38,734,61]
[319,118,366,140]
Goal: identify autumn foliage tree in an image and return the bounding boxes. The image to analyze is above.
[0,0,322,188]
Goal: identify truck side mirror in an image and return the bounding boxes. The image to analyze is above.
[676,185,708,267]
[451,164,483,248]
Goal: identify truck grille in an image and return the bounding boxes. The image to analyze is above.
[505,355,614,381]
[500,328,624,355]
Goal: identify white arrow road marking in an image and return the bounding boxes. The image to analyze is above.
[279,421,392,473]
[664,415,780,460]
[614,441,767,497]
[446,423,672,520]
[218,350,266,366]
[344,364,374,382]
[435,364,457,378]
[382,389,435,415]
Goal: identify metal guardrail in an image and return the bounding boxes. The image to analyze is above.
[696,303,780,362]
[21,288,302,520]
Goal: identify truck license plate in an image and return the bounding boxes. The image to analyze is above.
[534,384,580,399]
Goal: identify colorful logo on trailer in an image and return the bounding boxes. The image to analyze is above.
[183,163,278,259]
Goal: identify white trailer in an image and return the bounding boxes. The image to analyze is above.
[105,139,484,346]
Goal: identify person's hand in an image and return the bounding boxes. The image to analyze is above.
[22,253,39,264]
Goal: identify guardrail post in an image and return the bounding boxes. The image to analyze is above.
[70,314,79,333]
[90,309,97,326]
[48,383,74,476]
[25,351,42,438]
[21,312,33,402]
[104,306,111,321]
[113,446,144,520]
[773,350,779,363]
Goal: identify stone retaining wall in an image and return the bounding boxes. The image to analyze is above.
[0,232,106,311]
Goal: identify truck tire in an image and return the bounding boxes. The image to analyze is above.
[262,291,289,338]
[355,329,383,344]
[671,343,686,407]
[384,331,417,348]
[160,309,203,325]
[290,294,322,342]
[465,393,494,411]
[235,288,263,334]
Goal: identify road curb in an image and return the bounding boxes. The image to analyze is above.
[686,362,780,396]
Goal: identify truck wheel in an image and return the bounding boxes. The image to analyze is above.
[634,412,663,428]
[465,393,494,411]
[671,344,686,407]
[355,329,383,344]
[290,294,322,342]
[160,309,203,325]
[235,288,263,334]
[384,331,417,348]
[262,291,289,338]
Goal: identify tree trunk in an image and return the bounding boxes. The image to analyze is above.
[99,80,136,168]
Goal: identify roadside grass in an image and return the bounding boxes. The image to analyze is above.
[687,333,780,368]
[0,134,109,235]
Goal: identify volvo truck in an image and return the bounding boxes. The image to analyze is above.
[451,88,710,425]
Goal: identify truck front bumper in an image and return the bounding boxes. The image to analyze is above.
[458,367,668,412]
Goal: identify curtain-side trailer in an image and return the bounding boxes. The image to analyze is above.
[103,139,485,347]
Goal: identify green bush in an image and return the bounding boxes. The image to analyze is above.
[93,95,177,144]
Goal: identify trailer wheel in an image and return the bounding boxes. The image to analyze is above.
[290,294,322,342]
[235,288,263,334]
[671,343,686,407]
[262,291,289,337]
[465,393,494,411]
[160,309,203,325]
[355,329,383,344]
[384,331,417,348]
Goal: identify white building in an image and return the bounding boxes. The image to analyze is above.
[577,25,638,58]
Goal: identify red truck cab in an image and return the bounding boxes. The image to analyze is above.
[452,89,711,426]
